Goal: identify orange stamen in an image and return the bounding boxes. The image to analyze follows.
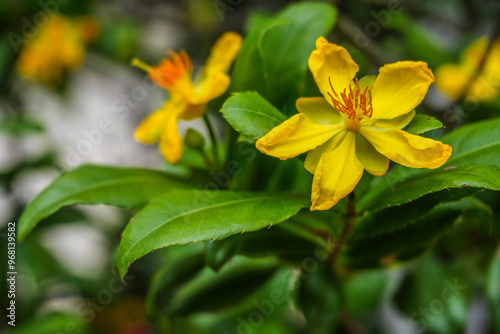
[147,50,193,89]
[328,76,373,123]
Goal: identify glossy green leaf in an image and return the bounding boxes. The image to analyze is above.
[403,114,443,135]
[221,92,287,142]
[358,164,500,213]
[361,118,500,209]
[443,117,500,171]
[230,16,286,94]
[117,190,308,278]
[343,198,490,268]
[260,2,337,110]
[166,257,278,315]
[18,164,195,241]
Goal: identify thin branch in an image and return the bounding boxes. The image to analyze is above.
[330,192,356,266]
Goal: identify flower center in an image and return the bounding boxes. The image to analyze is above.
[328,77,373,132]
[132,51,193,89]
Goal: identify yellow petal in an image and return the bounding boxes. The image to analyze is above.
[372,110,416,129]
[355,133,389,176]
[461,36,487,68]
[159,107,184,164]
[179,103,208,121]
[434,64,469,100]
[296,97,343,125]
[203,32,242,75]
[308,37,359,107]
[192,72,230,104]
[134,107,169,144]
[304,131,347,174]
[359,127,452,169]
[484,39,500,82]
[311,132,364,211]
[371,61,434,119]
[468,74,500,101]
[256,114,344,160]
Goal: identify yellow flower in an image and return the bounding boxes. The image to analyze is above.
[132,32,242,163]
[435,36,500,101]
[16,14,98,85]
[256,37,452,211]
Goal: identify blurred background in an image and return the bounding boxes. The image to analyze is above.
[1,0,499,333]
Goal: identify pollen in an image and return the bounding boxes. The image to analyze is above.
[328,77,373,131]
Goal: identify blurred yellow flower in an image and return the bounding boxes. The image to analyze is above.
[435,36,500,101]
[132,32,242,163]
[257,37,452,211]
[16,14,99,85]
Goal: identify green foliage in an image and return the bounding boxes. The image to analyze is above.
[18,164,196,240]
[221,91,287,142]
[259,2,337,110]
[231,2,336,110]
[165,257,279,315]
[12,1,500,333]
[298,265,341,326]
[117,190,308,278]
[344,198,491,268]
[0,116,44,135]
[403,114,443,135]
[443,118,500,171]
[358,164,500,212]
[8,313,91,334]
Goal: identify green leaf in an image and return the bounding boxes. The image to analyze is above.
[117,190,308,278]
[260,2,337,110]
[10,313,90,334]
[393,253,468,333]
[358,164,500,212]
[443,117,500,171]
[298,265,341,326]
[238,225,324,258]
[343,198,490,268]
[361,118,500,208]
[166,257,278,315]
[221,92,287,142]
[344,269,389,318]
[205,237,241,271]
[230,16,287,94]
[18,164,195,241]
[403,114,443,135]
[147,251,205,315]
[0,116,44,135]
[230,2,336,111]
[205,223,327,271]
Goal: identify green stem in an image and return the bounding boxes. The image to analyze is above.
[329,192,356,267]
[203,114,221,171]
[199,149,214,170]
